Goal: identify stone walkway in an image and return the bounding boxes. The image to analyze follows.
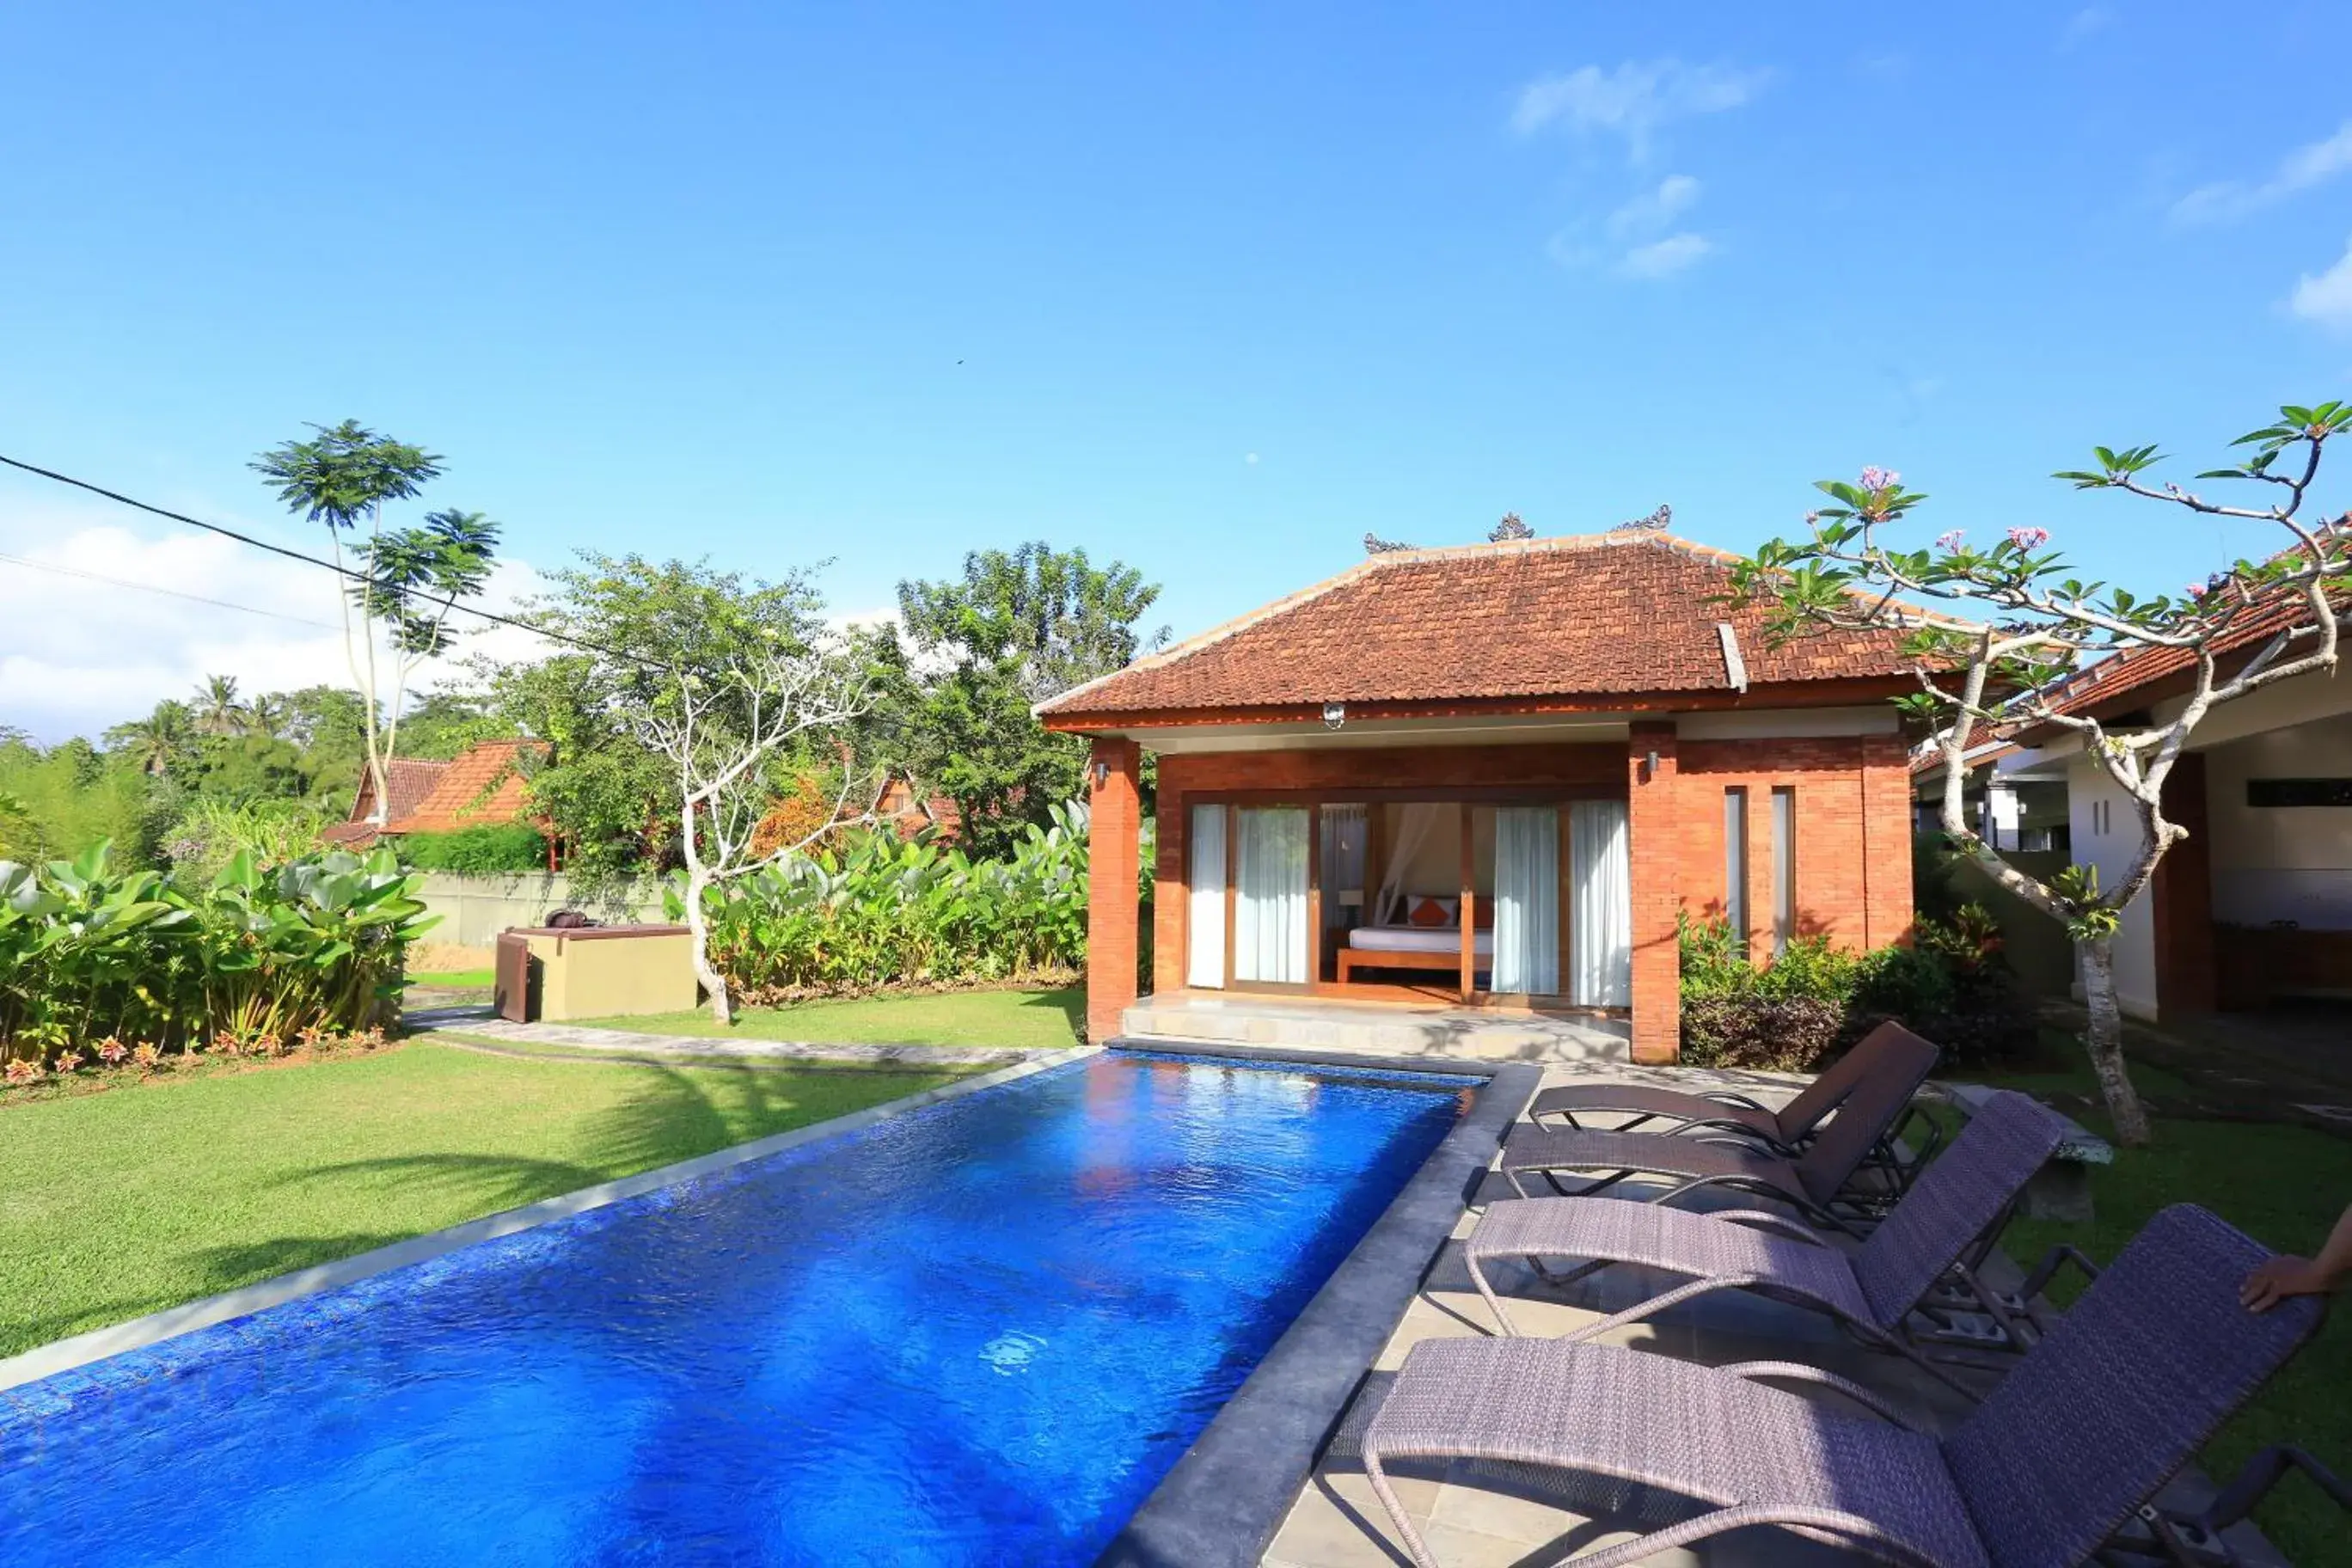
[403,1008,1043,1069]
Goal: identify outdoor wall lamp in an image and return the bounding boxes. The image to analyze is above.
[1645,748,1661,779]
[1092,760,1110,788]
[1323,701,1346,731]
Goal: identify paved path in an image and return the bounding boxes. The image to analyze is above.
[403,1008,1043,1069]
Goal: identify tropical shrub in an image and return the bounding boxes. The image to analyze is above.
[0,842,434,1066]
[399,824,551,873]
[162,795,332,886]
[1678,904,2035,1072]
[691,802,1091,999]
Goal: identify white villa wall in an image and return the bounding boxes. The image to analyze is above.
[2064,755,2159,1020]
[2203,708,2352,929]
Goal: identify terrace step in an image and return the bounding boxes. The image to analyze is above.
[1121,992,1629,1067]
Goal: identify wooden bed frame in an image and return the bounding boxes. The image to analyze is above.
[1335,945,1488,983]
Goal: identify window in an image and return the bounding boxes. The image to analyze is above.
[2248,778,2352,808]
[1724,787,1749,947]
[1770,787,1795,957]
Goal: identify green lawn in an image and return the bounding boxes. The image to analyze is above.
[0,1044,960,1360]
[1960,1056,2352,1565]
[406,966,494,989]
[573,984,1087,1051]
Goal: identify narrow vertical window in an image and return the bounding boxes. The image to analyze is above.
[1724,787,1749,948]
[1771,787,1795,956]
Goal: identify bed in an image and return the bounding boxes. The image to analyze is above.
[1337,922,1491,983]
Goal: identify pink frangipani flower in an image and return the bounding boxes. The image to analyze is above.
[1859,466,1899,492]
[1935,530,1966,552]
[2006,526,2049,550]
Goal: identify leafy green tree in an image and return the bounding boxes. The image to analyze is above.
[887,542,1166,857]
[511,554,873,1021]
[0,736,175,866]
[251,421,499,829]
[1731,403,2352,1146]
[103,701,197,777]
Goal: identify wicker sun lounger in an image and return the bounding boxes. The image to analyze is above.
[1363,1204,2331,1568]
[1497,1026,1942,1227]
[1521,1019,1938,1155]
[1466,1091,2068,1386]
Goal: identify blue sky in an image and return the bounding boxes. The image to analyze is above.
[4,2,2350,739]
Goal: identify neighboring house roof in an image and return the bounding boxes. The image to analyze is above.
[321,757,453,846]
[1910,542,2349,772]
[384,738,549,835]
[1036,530,1924,726]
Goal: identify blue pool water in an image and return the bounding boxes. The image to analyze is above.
[0,1052,1472,1566]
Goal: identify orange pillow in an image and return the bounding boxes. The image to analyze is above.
[1406,896,1456,928]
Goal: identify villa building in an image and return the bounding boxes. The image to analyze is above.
[1038,530,1926,1063]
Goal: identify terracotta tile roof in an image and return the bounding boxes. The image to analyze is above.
[384,738,549,834]
[322,757,451,847]
[1037,531,1923,722]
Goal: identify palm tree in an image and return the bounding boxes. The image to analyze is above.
[244,693,294,742]
[104,701,196,775]
[192,675,248,737]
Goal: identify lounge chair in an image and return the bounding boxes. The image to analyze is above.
[1520,1019,1936,1156]
[1362,1204,2332,1568]
[1467,1090,2067,1387]
[1496,1025,1942,1228]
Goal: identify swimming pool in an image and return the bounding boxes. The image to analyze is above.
[0,1051,1474,1566]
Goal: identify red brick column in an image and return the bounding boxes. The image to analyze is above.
[1860,732,1916,949]
[1626,721,1681,1064]
[1086,736,1143,1043]
[2153,752,2216,1017]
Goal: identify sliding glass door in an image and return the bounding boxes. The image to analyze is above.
[1490,806,1559,995]
[1186,804,1228,989]
[1569,799,1632,1008]
[1232,805,1309,985]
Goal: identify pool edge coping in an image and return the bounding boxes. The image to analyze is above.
[0,1044,1099,1393]
[1094,1057,1543,1568]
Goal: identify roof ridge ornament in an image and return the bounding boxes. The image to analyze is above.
[1614,503,1672,532]
[1363,532,1416,554]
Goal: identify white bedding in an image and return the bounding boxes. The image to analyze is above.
[1348,924,1493,958]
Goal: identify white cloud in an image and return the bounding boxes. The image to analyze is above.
[0,501,545,744]
[1618,234,1714,279]
[2289,237,2352,329]
[1511,59,1769,158]
[2171,120,2352,225]
[1605,174,1701,241]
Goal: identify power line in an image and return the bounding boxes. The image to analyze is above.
[0,451,650,666]
[0,549,343,630]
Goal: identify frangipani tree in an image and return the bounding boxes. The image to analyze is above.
[524,555,876,1022]
[1730,402,2351,1146]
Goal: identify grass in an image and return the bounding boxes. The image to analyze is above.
[573,984,1087,1051]
[1954,1038,2352,1565]
[0,1042,962,1361]
[406,967,493,989]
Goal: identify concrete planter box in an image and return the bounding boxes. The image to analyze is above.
[494,925,698,1023]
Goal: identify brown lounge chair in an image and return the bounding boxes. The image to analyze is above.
[1497,1024,1942,1228]
[1467,1090,2068,1391]
[1520,1019,1936,1156]
[1364,1204,2337,1568]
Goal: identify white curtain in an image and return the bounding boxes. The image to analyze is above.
[1375,803,1444,922]
[1571,799,1632,1008]
[1234,806,1309,983]
[1187,804,1228,989]
[1492,807,1559,995]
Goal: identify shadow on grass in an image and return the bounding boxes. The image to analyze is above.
[1018,986,1086,1038]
